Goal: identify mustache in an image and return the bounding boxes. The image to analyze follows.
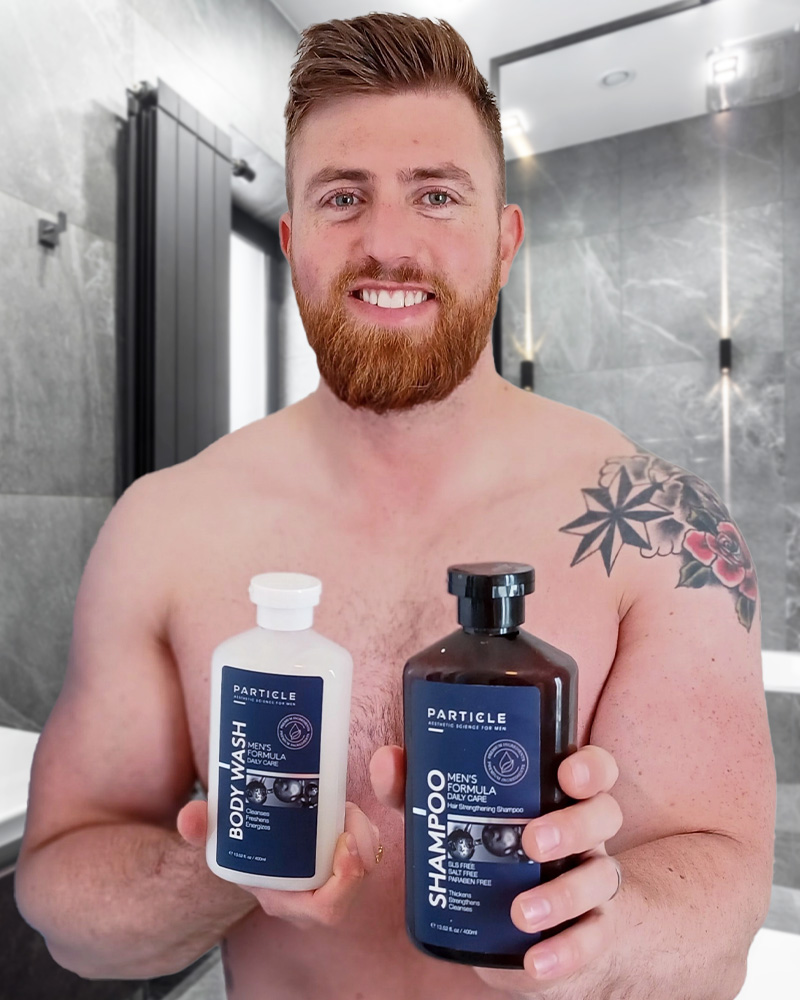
[330,260,453,300]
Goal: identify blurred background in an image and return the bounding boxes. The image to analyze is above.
[0,1,798,997]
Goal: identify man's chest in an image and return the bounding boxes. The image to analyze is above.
[166,490,621,799]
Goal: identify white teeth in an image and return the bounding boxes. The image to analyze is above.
[358,289,430,307]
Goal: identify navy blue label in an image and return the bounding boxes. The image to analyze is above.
[217,667,322,878]
[408,681,542,954]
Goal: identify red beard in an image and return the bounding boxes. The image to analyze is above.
[292,258,501,414]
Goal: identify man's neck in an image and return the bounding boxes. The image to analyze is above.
[298,348,526,517]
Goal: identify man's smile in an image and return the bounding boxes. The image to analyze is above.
[346,283,439,325]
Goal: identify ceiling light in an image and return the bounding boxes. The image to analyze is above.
[500,110,534,160]
[501,112,525,137]
[711,54,740,84]
[600,69,634,88]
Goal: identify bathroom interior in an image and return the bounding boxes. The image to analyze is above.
[0,0,798,996]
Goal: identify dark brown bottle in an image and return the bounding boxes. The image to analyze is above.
[403,562,579,968]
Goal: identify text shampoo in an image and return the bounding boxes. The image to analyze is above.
[403,563,579,968]
[206,573,353,890]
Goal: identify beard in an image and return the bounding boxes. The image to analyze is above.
[291,255,501,415]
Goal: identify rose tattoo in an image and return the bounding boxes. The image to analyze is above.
[560,452,758,631]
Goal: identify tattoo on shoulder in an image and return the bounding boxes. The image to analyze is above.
[559,452,758,631]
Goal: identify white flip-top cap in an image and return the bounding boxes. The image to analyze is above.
[249,573,321,630]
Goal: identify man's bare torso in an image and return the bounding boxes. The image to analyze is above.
[160,391,629,999]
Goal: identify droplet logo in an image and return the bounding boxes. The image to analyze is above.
[484,739,529,785]
[277,713,313,750]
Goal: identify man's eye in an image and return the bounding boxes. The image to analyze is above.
[331,192,357,208]
[425,191,451,206]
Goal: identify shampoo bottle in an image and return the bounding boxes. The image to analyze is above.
[403,562,579,968]
[207,573,353,890]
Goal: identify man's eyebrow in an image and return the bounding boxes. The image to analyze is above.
[304,167,375,198]
[304,163,476,199]
[398,164,475,191]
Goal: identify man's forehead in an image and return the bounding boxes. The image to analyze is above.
[291,91,495,185]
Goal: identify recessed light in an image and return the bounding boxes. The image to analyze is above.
[600,69,635,88]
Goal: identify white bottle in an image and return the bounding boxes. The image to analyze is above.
[206,573,353,890]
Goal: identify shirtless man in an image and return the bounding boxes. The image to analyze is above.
[15,13,775,1000]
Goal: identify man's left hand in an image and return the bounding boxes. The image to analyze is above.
[370,743,624,994]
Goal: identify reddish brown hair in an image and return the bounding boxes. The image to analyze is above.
[284,13,505,207]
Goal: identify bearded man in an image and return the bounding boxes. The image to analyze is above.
[16,13,774,1000]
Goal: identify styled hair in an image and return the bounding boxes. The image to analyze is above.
[284,13,505,207]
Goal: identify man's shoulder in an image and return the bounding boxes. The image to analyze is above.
[537,398,747,617]
[128,406,298,500]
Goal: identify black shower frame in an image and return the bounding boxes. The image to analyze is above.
[489,0,723,376]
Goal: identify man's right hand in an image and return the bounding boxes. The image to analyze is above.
[177,799,380,929]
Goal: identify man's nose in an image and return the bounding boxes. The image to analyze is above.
[356,199,422,267]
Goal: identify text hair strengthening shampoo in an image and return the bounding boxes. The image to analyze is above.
[403,562,579,967]
[206,573,353,889]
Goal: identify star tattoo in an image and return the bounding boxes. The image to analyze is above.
[560,464,672,575]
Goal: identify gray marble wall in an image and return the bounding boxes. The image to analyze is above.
[0,0,298,732]
[504,98,800,910]
[505,98,797,652]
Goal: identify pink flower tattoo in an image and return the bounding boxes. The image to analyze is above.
[683,522,757,601]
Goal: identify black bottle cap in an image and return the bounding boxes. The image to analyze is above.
[447,562,535,633]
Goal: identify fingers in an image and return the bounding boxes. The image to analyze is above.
[521,792,623,863]
[558,744,620,801]
[369,745,405,811]
[344,800,381,873]
[176,799,208,848]
[509,852,622,983]
[247,801,381,930]
[511,851,622,937]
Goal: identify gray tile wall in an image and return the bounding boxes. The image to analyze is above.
[0,0,299,733]
[506,98,796,651]
[505,98,800,908]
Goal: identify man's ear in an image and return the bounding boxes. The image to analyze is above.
[498,204,524,289]
[279,211,292,261]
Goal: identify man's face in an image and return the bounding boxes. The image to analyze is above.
[280,89,522,414]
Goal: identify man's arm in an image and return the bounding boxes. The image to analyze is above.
[581,560,774,1000]
[14,472,373,980]
[13,472,260,978]
[506,457,776,997]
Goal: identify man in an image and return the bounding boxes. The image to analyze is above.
[15,13,775,1000]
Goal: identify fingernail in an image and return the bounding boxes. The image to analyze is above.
[520,896,551,926]
[346,833,360,858]
[573,761,590,787]
[534,824,560,854]
[370,822,380,842]
[532,950,558,975]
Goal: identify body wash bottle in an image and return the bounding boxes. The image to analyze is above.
[404,562,579,968]
[207,573,353,890]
